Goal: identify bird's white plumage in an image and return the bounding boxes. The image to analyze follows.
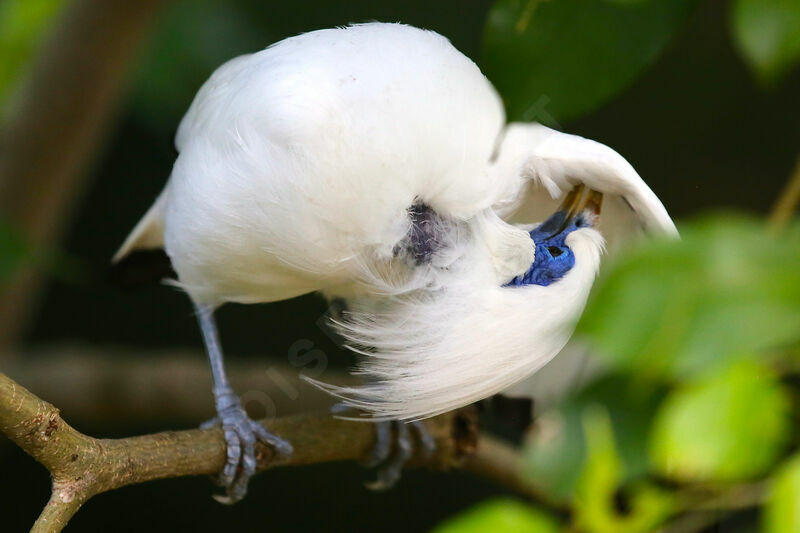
[116,23,676,420]
[490,123,678,251]
[159,23,511,305]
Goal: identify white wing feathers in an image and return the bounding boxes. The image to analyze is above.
[491,123,678,240]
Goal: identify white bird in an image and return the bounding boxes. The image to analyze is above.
[115,22,677,501]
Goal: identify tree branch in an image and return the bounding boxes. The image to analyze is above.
[0,372,481,532]
[33,492,83,533]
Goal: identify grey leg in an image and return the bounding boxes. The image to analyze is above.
[195,304,292,504]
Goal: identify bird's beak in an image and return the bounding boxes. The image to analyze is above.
[539,185,603,238]
[579,188,603,224]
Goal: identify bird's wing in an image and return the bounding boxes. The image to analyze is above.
[490,123,678,249]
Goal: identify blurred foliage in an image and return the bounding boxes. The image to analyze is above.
[0,0,63,113]
[0,216,29,285]
[578,215,800,380]
[731,0,800,87]
[765,455,800,533]
[432,499,560,533]
[649,360,791,482]
[524,376,662,502]
[0,0,78,284]
[573,407,673,533]
[0,215,84,287]
[482,0,698,123]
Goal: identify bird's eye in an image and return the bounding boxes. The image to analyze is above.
[547,246,564,257]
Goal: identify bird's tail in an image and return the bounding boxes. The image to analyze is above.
[112,190,168,263]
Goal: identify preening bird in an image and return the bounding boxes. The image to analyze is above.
[115,22,677,501]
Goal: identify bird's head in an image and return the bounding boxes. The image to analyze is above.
[506,185,604,290]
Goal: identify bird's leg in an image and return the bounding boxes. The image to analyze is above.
[195,304,292,504]
[331,404,435,490]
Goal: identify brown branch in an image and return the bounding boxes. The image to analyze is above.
[33,492,83,533]
[768,154,800,232]
[0,0,168,350]
[0,372,481,533]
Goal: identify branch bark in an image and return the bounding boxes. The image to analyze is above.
[0,372,484,533]
[0,0,168,350]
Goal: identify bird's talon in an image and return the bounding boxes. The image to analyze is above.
[202,402,291,504]
[410,420,436,459]
[251,420,293,456]
[212,494,235,505]
[363,419,393,468]
[199,417,220,430]
[363,419,435,490]
[364,470,396,491]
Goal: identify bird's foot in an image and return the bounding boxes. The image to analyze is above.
[363,419,436,490]
[330,403,436,489]
[201,388,292,504]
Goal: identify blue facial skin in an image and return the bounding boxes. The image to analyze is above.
[505,211,591,287]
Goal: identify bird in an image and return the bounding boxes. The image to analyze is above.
[114,22,677,502]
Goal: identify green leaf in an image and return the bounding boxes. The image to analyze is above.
[578,215,800,381]
[649,360,791,482]
[573,406,673,533]
[524,376,662,503]
[432,499,560,533]
[764,455,800,533]
[482,0,697,123]
[731,0,800,87]
[574,406,623,532]
[0,0,63,111]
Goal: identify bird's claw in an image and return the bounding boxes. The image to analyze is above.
[204,392,292,504]
[364,420,436,491]
[330,402,435,490]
